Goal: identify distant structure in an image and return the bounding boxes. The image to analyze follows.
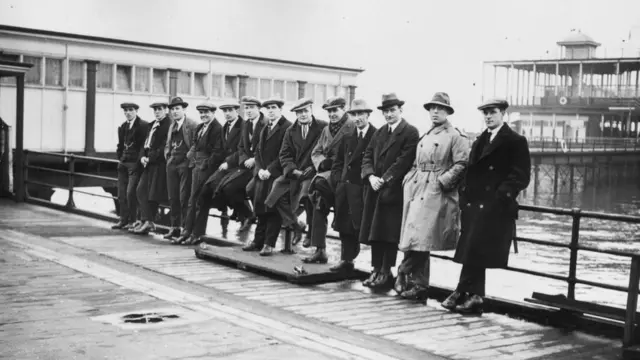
[482,30,640,140]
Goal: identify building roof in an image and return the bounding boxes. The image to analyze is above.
[0,25,365,74]
[557,31,601,47]
[0,59,33,78]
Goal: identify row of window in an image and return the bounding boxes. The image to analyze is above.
[0,53,350,103]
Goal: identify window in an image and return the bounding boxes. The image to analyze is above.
[286,81,297,101]
[273,80,284,99]
[153,69,167,94]
[135,66,150,92]
[245,77,258,97]
[68,60,84,88]
[260,79,271,98]
[116,65,132,91]
[44,58,63,86]
[224,76,237,98]
[326,84,337,99]
[315,84,326,104]
[211,74,222,98]
[23,56,42,85]
[305,83,315,101]
[194,73,207,96]
[177,71,191,95]
[0,53,19,84]
[97,63,113,89]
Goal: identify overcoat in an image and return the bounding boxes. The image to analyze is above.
[251,116,292,214]
[330,124,376,235]
[359,119,419,245]
[264,116,327,209]
[164,116,199,167]
[453,124,531,268]
[203,117,245,201]
[398,121,469,252]
[141,115,171,203]
[310,114,355,183]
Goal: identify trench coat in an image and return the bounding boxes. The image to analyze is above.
[165,116,199,167]
[264,116,327,210]
[331,124,376,235]
[141,115,171,203]
[310,114,355,183]
[359,119,419,245]
[398,121,469,252]
[453,124,531,268]
[251,116,292,214]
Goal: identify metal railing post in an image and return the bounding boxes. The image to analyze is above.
[65,155,76,209]
[23,150,29,200]
[568,208,582,300]
[281,229,294,254]
[623,256,640,348]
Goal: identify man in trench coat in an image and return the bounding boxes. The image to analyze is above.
[242,98,292,255]
[329,98,376,273]
[263,98,328,254]
[303,96,355,264]
[132,102,171,235]
[442,98,531,314]
[360,93,419,290]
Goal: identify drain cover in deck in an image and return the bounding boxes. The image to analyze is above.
[91,307,211,330]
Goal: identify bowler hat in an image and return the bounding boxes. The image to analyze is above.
[478,98,509,111]
[219,101,241,110]
[347,98,373,114]
[377,93,405,110]
[120,102,139,110]
[168,96,188,108]
[149,102,168,109]
[241,96,262,107]
[262,97,285,108]
[423,92,454,114]
[196,102,217,111]
[322,96,346,110]
[290,97,313,112]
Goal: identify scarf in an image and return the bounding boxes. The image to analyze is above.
[329,115,347,137]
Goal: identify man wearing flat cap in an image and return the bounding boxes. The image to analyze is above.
[442,98,530,314]
[213,96,267,232]
[163,97,200,241]
[132,102,172,235]
[262,98,328,255]
[243,97,292,255]
[329,99,377,273]
[303,96,355,264]
[174,102,224,244]
[359,93,419,290]
[111,102,149,230]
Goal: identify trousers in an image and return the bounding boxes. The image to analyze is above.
[456,264,486,297]
[166,160,191,228]
[117,162,140,223]
[339,233,360,261]
[309,177,333,248]
[398,251,431,288]
[253,212,283,248]
[371,242,398,271]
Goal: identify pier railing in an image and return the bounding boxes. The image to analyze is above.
[17,149,640,349]
[527,136,640,153]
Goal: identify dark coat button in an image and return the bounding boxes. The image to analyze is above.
[489,165,494,170]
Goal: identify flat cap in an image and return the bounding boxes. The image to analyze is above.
[120,102,139,110]
[290,97,313,112]
[478,98,509,111]
[149,102,169,109]
[322,96,346,110]
[240,96,262,107]
[262,97,285,108]
[219,101,241,110]
[196,102,217,111]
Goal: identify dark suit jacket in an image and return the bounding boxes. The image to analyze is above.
[144,115,171,165]
[116,116,149,164]
[189,119,225,171]
[221,116,245,165]
[279,116,328,179]
[164,116,199,165]
[233,113,267,168]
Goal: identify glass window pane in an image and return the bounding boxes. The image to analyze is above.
[273,80,284,99]
[260,79,271,98]
[224,76,237,98]
[286,81,297,101]
[246,77,258,97]
[68,60,84,88]
[305,83,315,101]
[152,69,167,94]
[97,63,113,89]
[194,73,207,96]
[45,58,63,86]
[177,71,190,95]
[315,84,326,104]
[135,66,150,92]
[23,56,42,85]
[116,65,132,92]
[211,74,222,98]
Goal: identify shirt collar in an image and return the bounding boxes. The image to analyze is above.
[226,117,238,129]
[388,120,400,132]
[487,123,504,135]
[358,124,370,136]
[176,117,185,129]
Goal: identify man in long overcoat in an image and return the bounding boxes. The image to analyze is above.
[264,98,327,252]
[133,102,171,235]
[442,98,531,314]
[329,99,376,273]
[175,102,224,244]
[242,98,292,255]
[112,102,149,230]
[360,93,419,290]
[163,97,199,240]
[213,96,266,231]
[303,96,355,263]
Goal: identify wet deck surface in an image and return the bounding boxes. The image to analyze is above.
[0,200,625,360]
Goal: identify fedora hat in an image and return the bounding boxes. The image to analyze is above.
[168,96,188,108]
[377,93,405,110]
[290,97,313,112]
[347,98,373,114]
[423,92,454,114]
[322,96,346,110]
[478,98,509,111]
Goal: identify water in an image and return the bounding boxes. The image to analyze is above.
[50,160,640,310]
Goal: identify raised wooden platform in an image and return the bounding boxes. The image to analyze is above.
[194,244,369,285]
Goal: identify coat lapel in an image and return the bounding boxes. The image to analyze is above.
[478,124,510,161]
[379,119,407,157]
[181,118,191,148]
[252,115,266,150]
[227,118,243,146]
[347,125,375,166]
[329,118,354,149]
[298,117,322,157]
[266,116,285,141]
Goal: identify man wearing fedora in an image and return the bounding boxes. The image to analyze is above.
[359,93,419,290]
[132,102,172,235]
[442,98,530,314]
[243,97,292,255]
[174,102,225,245]
[213,96,266,232]
[163,97,199,240]
[263,98,327,255]
[303,96,354,264]
[112,102,149,230]
[329,98,376,272]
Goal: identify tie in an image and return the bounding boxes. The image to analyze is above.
[359,130,364,139]
[302,124,308,139]
[388,125,392,134]
[199,124,208,141]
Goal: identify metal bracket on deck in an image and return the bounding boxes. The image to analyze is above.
[281,230,296,254]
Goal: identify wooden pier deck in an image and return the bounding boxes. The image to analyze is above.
[0,200,625,360]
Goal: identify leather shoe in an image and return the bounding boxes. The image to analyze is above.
[302,235,311,248]
[400,286,429,303]
[363,271,379,287]
[455,294,484,314]
[441,291,465,311]
[394,272,408,294]
[163,227,180,240]
[302,248,328,264]
[242,242,262,251]
[371,272,394,291]
[133,221,155,235]
[330,261,354,273]
[111,220,128,230]
[259,245,274,256]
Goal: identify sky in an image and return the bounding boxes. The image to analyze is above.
[1,0,640,133]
